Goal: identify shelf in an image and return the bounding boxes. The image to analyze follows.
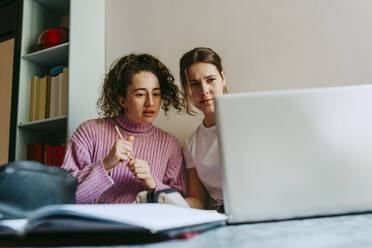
[18,116,67,132]
[22,42,69,67]
[34,0,70,15]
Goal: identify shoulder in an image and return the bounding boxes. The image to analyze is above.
[75,118,109,133]
[151,126,182,155]
[153,126,180,146]
[182,124,204,169]
[72,117,113,143]
[184,123,204,150]
[79,117,112,128]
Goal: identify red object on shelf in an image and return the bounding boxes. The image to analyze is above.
[52,145,66,167]
[36,28,69,51]
[27,142,44,163]
[44,144,53,166]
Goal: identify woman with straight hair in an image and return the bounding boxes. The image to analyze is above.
[179,47,227,212]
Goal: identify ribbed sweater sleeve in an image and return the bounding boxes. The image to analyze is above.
[154,136,188,197]
[62,122,114,203]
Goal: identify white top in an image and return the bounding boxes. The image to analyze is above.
[183,123,223,205]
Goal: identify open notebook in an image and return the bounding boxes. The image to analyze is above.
[0,203,226,244]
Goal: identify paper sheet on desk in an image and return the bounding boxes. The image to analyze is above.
[27,203,227,232]
[0,219,27,233]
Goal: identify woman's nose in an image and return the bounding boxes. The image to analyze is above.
[145,94,154,106]
[201,82,210,95]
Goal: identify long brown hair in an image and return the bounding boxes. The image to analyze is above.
[98,53,183,118]
[179,47,227,115]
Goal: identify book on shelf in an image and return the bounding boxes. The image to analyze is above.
[28,75,39,122]
[58,67,68,116]
[43,144,52,165]
[37,75,48,120]
[28,75,48,121]
[45,75,51,118]
[27,142,66,166]
[52,145,66,166]
[49,74,59,118]
[34,76,41,121]
[0,204,227,244]
[28,67,68,122]
[27,143,43,163]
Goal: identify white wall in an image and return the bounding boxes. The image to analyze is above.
[69,0,105,138]
[106,0,372,143]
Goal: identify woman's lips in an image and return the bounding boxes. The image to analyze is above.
[143,110,155,117]
[200,99,213,105]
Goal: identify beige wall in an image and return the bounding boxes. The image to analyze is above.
[0,38,14,165]
[106,0,372,143]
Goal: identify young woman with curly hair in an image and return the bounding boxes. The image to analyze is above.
[62,54,187,204]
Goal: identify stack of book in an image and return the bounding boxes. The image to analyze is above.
[29,67,68,122]
[27,143,66,167]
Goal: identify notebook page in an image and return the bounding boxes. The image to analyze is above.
[0,219,27,233]
[29,204,226,232]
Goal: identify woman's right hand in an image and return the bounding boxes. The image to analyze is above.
[102,136,134,171]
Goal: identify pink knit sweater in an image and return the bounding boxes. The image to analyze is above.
[61,115,187,204]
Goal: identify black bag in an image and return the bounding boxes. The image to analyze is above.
[0,161,77,219]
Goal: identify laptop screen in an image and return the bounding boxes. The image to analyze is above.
[215,84,372,223]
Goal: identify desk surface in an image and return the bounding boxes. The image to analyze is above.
[68,213,372,248]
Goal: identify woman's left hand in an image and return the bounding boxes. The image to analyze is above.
[127,159,157,191]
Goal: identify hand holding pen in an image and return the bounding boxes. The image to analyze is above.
[102,125,134,171]
[102,125,157,190]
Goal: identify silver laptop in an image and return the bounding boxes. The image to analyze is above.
[215,84,372,223]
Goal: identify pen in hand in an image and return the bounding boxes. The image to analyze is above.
[115,125,134,160]
[115,125,156,190]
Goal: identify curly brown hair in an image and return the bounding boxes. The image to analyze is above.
[98,53,183,118]
[179,47,227,115]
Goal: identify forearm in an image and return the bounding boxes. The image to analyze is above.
[185,197,207,209]
[62,123,116,203]
[74,160,114,203]
[63,146,114,203]
[161,158,188,196]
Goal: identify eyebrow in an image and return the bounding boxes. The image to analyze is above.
[204,74,217,79]
[133,88,161,92]
[189,74,217,82]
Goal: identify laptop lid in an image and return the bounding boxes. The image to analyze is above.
[215,84,372,223]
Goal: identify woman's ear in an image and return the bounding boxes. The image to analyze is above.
[221,71,226,88]
[118,95,126,109]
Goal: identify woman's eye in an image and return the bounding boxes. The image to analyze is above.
[190,81,199,86]
[136,94,145,97]
[207,78,216,83]
[153,93,161,96]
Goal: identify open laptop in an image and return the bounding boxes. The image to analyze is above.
[215,84,372,224]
